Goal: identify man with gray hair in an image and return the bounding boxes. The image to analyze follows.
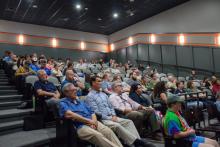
[59,83,123,147]
[34,70,60,117]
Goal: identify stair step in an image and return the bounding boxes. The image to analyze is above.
[0,120,23,136]
[0,85,16,90]
[0,108,32,123]
[0,95,23,102]
[0,82,10,86]
[0,89,18,95]
[0,128,56,147]
[0,101,21,110]
[0,78,8,81]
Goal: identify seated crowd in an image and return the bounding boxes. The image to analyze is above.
[2,50,220,147]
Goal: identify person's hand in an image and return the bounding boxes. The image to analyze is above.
[111,116,118,122]
[143,106,154,111]
[87,120,98,129]
[187,128,195,135]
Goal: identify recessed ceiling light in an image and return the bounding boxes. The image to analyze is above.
[85,7,88,10]
[113,13,119,18]
[98,18,102,21]
[76,4,81,10]
[32,5,38,8]
[130,12,134,16]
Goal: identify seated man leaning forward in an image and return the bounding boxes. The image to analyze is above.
[109,82,160,136]
[34,70,60,117]
[85,76,155,147]
[163,94,219,147]
[59,83,123,147]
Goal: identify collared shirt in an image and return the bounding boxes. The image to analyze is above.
[109,93,140,111]
[34,80,57,94]
[85,90,116,120]
[59,98,94,129]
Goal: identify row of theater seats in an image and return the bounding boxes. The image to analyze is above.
[1,59,220,147]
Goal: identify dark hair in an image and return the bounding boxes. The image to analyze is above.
[153,81,167,98]
[176,81,184,87]
[67,62,73,68]
[102,73,108,79]
[90,76,101,86]
[150,73,156,78]
[113,75,122,82]
[187,80,193,89]
[129,83,141,95]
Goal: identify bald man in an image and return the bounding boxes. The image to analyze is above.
[34,70,60,117]
[61,69,85,96]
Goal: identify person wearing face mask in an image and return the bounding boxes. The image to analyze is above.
[34,70,60,117]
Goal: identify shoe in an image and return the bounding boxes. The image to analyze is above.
[17,102,28,109]
[134,138,156,147]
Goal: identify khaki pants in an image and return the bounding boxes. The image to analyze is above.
[102,117,140,145]
[77,121,123,147]
[126,110,160,134]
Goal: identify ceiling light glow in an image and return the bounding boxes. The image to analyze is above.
[81,41,85,50]
[110,44,115,51]
[150,34,156,44]
[51,38,57,48]
[18,34,24,45]
[178,34,185,45]
[113,13,119,18]
[128,37,133,45]
[76,4,81,10]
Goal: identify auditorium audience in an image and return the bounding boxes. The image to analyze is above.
[163,94,219,147]
[39,59,51,76]
[101,73,113,95]
[212,79,220,97]
[85,76,155,147]
[59,83,123,147]
[15,60,36,76]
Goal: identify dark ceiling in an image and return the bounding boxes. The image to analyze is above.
[0,0,189,35]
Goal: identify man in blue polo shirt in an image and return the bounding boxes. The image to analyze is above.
[59,83,122,147]
[39,59,51,76]
[34,70,60,117]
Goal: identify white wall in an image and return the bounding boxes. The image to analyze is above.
[109,0,220,43]
[0,20,108,44]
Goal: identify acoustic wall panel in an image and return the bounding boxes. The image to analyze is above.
[127,45,138,63]
[176,46,193,68]
[213,48,220,72]
[117,48,126,63]
[193,47,213,71]
[149,45,161,63]
[161,45,176,65]
[138,44,149,61]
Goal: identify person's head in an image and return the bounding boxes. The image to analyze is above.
[112,82,123,94]
[90,76,102,91]
[37,70,47,81]
[113,75,122,82]
[191,70,196,75]
[203,77,209,83]
[102,73,110,81]
[129,71,137,81]
[62,83,78,99]
[23,60,31,69]
[213,79,220,85]
[54,64,59,70]
[40,59,47,68]
[150,73,158,81]
[153,81,167,96]
[130,83,142,95]
[167,94,184,112]
[141,76,148,84]
[67,62,73,69]
[176,81,185,90]
[168,75,175,82]
[65,70,75,81]
[187,80,195,89]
